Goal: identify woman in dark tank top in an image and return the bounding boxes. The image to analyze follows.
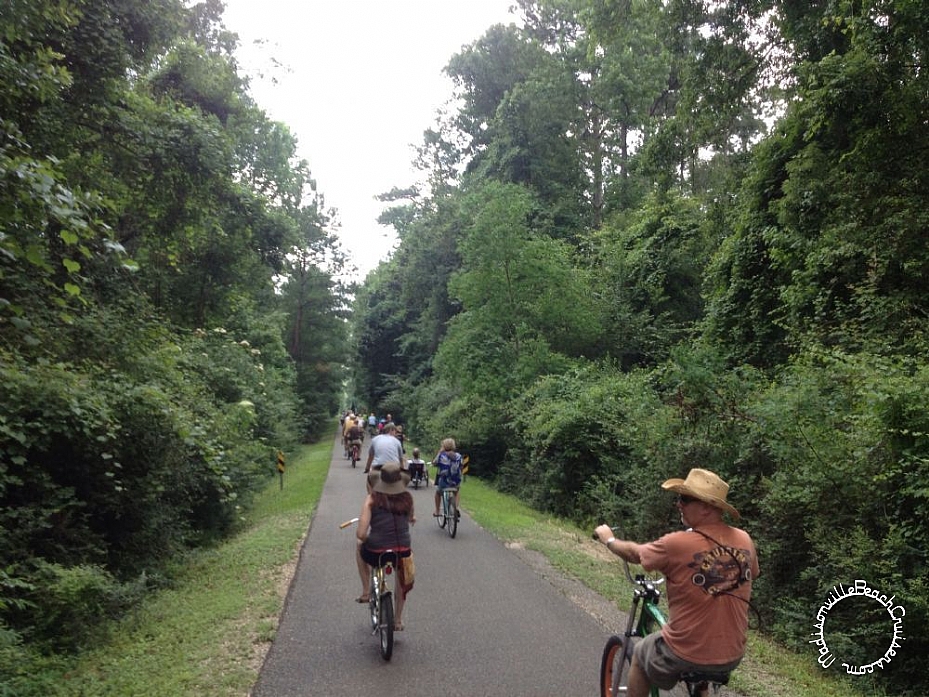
[355,463,415,630]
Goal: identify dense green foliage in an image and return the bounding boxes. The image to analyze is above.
[351,1,928,694]
[0,0,349,682]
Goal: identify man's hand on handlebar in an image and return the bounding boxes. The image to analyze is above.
[593,524,643,567]
[594,524,615,545]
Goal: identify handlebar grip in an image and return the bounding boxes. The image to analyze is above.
[339,517,359,529]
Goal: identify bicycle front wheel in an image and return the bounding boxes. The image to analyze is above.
[601,634,691,697]
[448,497,458,538]
[600,635,634,697]
[436,492,448,528]
[379,591,394,660]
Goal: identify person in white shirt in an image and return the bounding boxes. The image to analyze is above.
[364,422,406,490]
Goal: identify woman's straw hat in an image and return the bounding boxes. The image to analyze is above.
[661,468,740,519]
[373,462,409,495]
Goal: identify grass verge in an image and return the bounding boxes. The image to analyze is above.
[38,441,330,697]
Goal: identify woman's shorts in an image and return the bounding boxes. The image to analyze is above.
[360,545,411,568]
[634,632,741,690]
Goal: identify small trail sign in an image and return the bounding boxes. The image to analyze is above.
[277,450,285,489]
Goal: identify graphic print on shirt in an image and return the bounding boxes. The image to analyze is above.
[687,545,754,596]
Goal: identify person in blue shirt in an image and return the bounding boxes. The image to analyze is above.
[432,437,463,518]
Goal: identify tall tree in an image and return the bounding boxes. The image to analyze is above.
[430,181,601,452]
[705,0,929,364]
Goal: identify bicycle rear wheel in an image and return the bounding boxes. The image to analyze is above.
[379,591,394,660]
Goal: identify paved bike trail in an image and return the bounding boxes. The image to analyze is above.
[250,431,618,697]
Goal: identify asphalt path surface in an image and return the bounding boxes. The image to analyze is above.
[250,432,620,697]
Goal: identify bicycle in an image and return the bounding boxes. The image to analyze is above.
[340,517,405,660]
[408,460,428,488]
[349,441,361,468]
[594,530,730,697]
[435,485,459,538]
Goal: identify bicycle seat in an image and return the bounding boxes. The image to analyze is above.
[369,546,411,555]
[680,670,730,686]
[368,546,410,564]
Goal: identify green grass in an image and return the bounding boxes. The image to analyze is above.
[32,441,331,697]
[25,445,871,696]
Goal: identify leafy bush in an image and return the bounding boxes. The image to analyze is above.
[25,562,125,652]
[0,310,301,646]
[749,349,929,694]
[500,362,667,535]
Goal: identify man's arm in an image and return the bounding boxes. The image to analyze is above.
[364,442,375,472]
[594,524,642,564]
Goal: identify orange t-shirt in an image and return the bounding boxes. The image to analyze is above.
[637,523,759,665]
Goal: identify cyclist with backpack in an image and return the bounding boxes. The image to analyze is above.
[432,437,463,519]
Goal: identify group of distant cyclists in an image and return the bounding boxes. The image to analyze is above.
[342,409,463,632]
[343,409,757,697]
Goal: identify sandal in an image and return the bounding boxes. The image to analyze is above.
[355,596,369,603]
[394,622,404,631]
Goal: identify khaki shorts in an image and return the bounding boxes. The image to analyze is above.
[634,632,741,690]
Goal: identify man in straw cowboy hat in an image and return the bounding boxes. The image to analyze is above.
[595,468,759,697]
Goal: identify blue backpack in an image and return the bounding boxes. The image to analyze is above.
[438,451,462,478]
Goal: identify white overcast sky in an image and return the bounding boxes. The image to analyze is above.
[221,0,520,280]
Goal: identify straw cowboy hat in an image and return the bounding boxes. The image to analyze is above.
[661,468,740,519]
[372,462,410,495]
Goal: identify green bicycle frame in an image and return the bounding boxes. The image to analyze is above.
[613,575,668,697]
[640,592,667,634]
[625,575,666,640]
